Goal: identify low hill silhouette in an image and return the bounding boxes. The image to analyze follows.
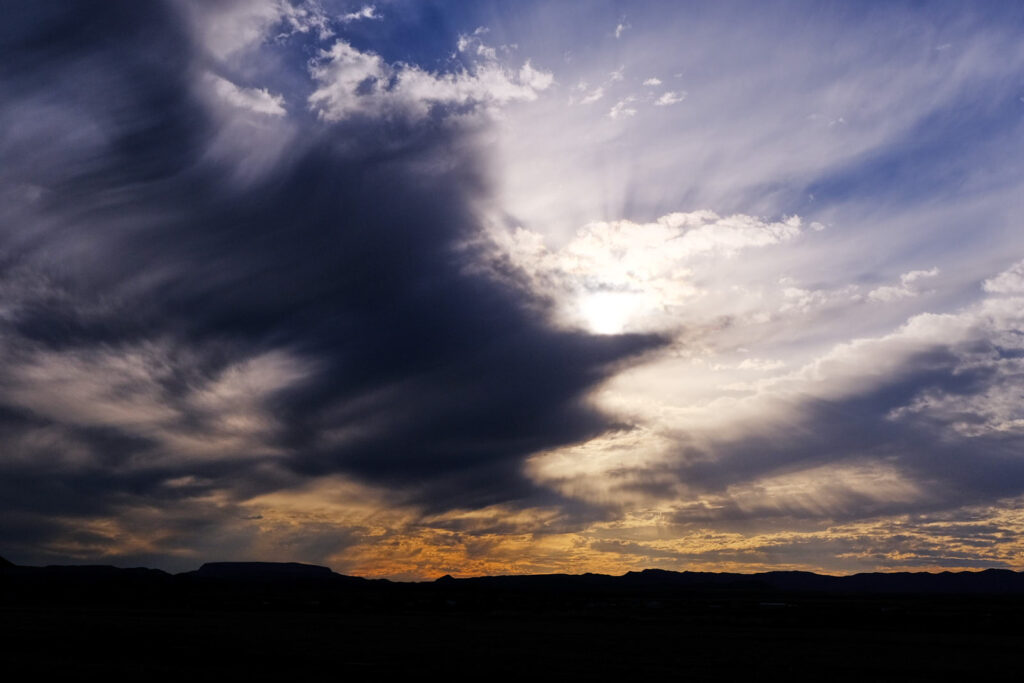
[188,561,336,580]
[3,558,1024,598]
[4,558,1024,677]
[426,566,1024,595]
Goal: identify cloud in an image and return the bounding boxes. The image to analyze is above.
[654,91,685,106]
[524,257,1024,544]
[5,0,1024,577]
[609,96,637,119]
[779,280,860,314]
[340,5,379,23]
[983,260,1024,294]
[735,358,785,371]
[490,1,1024,246]
[643,78,662,86]
[494,210,804,334]
[457,30,497,60]
[577,86,605,105]
[868,267,939,302]
[0,0,656,568]
[182,0,333,59]
[206,74,287,116]
[308,39,553,122]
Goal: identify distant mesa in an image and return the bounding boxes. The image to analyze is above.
[423,567,1024,595]
[192,562,335,580]
[3,557,1023,596]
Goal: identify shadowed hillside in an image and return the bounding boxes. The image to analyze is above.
[5,560,1024,601]
[2,559,1023,677]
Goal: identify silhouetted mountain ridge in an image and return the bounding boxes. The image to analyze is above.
[4,559,1024,678]
[189,561,335,580]
[2,558,1023,596]
[430,566,1024,594]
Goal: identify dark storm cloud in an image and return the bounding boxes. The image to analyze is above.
[0,0,660,560]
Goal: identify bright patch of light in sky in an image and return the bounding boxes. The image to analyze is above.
[577,291,640,335]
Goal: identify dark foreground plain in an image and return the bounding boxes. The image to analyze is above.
[2,558,1022,679]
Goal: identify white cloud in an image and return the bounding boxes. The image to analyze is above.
[643,78,662,86]
[609,97,637,119]
[983,260,1024,294]
[903,267,940,283]
[0,342,312,463]
[457,31,497,60]
[4,343,179,432]
[519,60,555,91]
[654,91,686,106]
[881,259,1024,437]
[779,282,860,313]
[277,0,333,40]
[308,40,553,122]
[615,23,630,39]
[207,74,287,116]
[184,0,284,59]
[184,0,333,60]
[892,373,1024,437]
[526,427,680,505]
[577,87,605,105]
[737,357,786,371]
[307,40,387,120]
[340,5,379,23]
[195,73,298,185]
[868,267,939,302]
[278,0,333,39]
[669,260,1022,430]
[866,287,910,303]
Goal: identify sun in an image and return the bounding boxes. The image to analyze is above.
[577,291,640,335]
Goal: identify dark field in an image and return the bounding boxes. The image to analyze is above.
[3,563,1023,678]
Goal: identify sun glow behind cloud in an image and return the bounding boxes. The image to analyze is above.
[577,291,640,335]
[490,210,806,335]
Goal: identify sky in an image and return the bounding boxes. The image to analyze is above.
[2,0,1024,579]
